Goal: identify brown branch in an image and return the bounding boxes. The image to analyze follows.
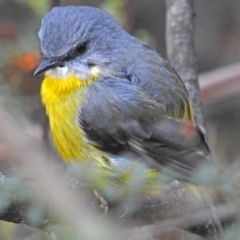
[165,0,206,133]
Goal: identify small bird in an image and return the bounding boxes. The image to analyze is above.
[34,6,209,200]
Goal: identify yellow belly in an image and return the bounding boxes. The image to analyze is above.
[47,91,90,161]
[40,75,103,163]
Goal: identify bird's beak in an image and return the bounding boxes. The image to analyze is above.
[34,59,59,77]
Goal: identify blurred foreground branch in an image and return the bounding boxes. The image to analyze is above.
[0,112,116,240]
[0,166,238,239]
[0,111,238,239]
[165,0,205,133]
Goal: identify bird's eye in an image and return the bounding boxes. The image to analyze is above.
[58,63,65,68]
[76,42,87,55]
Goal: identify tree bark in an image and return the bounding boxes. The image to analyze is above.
[165,0,206,135]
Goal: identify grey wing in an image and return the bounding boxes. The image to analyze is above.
[80,77,210,179]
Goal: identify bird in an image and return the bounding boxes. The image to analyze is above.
[34,6,210,201]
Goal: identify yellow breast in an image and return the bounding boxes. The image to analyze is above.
[40,74,101,162]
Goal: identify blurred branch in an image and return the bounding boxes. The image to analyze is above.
[125,202,239,240]
[0,168,238,239]
[0,107,236,238]
[0,111,238,239]
[165,0,206,133]
[0,171,96,228]
[0,174,47,226]
[0,112,115,240]
[199,62,240,104]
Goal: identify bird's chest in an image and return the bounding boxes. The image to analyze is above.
[44,90,91,162]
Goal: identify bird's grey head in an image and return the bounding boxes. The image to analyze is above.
[34,6,134,80]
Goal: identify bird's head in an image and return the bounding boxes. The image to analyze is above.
[34,6,134,82]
